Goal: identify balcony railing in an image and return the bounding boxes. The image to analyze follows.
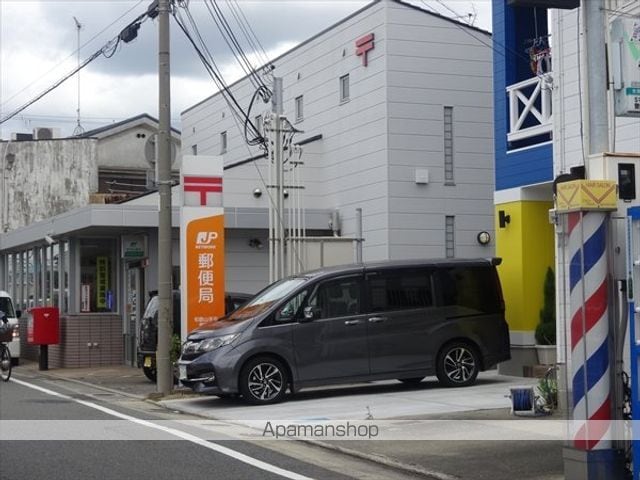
[506,73,553,144]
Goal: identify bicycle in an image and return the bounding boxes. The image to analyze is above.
[0,311,12,382]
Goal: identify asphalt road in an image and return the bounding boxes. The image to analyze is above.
[0,376,413,480]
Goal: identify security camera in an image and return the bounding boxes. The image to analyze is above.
[44,235,55,245]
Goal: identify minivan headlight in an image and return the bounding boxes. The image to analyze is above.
[197,334,238,353]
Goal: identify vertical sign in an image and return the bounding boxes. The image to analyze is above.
[81,284,91,312]
[180,155,225,338]
[96,256,108,309]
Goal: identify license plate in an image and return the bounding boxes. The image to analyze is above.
[143,356,152,368]
[179,365,187,380]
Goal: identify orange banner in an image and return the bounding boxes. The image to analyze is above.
[185,214,225,333]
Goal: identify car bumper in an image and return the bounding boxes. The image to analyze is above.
[178,345,241,395]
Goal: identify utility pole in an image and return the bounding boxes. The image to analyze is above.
[156,0,173,396]
[269,78,285,281]
[72,17,84,136]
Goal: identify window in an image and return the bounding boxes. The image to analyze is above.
[277,289,308,321]
[295,95,304,122]
[445,216,455,258]
[220,131,227,154]
[307,277,360,319]
[368,270,432,312]
[444,106,454,184]
[79,239,117,313]
[339,74,350,102]
[435,267,501,314]
[191,144,198,155]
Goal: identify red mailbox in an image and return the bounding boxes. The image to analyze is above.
[28,307,60,345]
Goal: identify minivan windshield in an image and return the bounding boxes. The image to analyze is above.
[228,277,308,320]
[0,297,16,319]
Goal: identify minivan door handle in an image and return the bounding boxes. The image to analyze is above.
[368,316,386,323]
[344,319,363,326]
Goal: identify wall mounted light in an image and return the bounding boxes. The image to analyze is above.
[477,231,491,245]
[253,188,262,198]
[498,210,511,228]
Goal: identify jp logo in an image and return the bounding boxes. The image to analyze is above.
[196,232,218,245]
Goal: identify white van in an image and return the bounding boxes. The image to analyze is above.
[0,291,21,364]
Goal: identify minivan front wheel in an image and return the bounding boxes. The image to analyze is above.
[436,342,479,387]
[240,357,288,405]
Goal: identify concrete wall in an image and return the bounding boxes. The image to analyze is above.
[1,139,98,232]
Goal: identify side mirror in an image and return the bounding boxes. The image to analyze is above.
[302,306,321,322]
[15,310,22,319]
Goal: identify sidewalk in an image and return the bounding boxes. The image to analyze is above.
[15,361,564,480]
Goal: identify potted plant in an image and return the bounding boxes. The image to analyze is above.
[535,267,557,365]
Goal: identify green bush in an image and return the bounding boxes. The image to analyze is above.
[170,334,182,363]
[537,370,558,410]
[536,267,556,345]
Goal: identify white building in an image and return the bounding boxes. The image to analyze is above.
[182,0,496,263]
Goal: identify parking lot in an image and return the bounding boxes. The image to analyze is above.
[162,371,537,421]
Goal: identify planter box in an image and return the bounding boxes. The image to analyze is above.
[536,344,557,365]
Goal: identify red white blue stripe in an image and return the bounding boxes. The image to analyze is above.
[567,211,611,450]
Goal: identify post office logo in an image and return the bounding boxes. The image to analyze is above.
[196,232,218,245]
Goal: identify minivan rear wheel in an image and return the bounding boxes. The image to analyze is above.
[240,356,288,405]
[436,342,479,387]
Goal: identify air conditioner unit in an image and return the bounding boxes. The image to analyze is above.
[33,127,61,140]
[10,132,34,141]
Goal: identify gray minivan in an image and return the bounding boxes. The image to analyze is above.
[178,258,510,404]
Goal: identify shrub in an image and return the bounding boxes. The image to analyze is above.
[536,267,556,345]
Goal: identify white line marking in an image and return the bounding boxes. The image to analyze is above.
[10,377,314,480]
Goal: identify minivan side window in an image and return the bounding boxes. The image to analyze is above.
[435,267,500,314]
[367,270,433,312]
[277,290,308,321]
[307,277,360,319]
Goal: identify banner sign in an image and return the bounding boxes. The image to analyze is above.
[180,155,225,338]
[96,256,108,309]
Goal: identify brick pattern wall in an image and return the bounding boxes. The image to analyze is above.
[20,315,124,368]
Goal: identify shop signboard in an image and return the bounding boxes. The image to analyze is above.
[180,155,225,338]
[122,236,146,260]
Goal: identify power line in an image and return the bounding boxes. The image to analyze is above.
[0,6,154,126]
[0,0,146,111]
[173,1,267,147]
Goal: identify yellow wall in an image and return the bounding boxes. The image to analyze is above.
[495,201,555,335]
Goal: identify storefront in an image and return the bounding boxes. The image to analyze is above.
[0,200,332,367]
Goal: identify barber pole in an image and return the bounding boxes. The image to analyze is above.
[567,211,611,450]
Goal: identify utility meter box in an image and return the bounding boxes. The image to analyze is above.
[27,307,60,345]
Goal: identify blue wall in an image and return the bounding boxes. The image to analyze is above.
[493,0,554,191]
